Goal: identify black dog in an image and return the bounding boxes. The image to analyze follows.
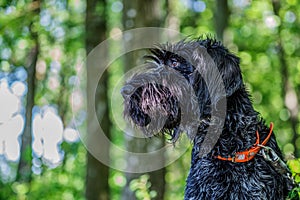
[121,37,294,199]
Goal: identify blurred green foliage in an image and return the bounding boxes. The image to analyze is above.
[1,0,300,199]
[129,175,157,200]
[288,159,300,199]
[0,144,86,200]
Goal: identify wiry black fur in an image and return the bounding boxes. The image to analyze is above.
[121,37,294,199]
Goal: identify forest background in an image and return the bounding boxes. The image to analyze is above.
[1,0,300,199]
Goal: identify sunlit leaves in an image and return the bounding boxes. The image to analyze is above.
[129,174,157,200]
[288,159,300,199]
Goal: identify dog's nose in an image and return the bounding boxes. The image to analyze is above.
[120,85,135,98]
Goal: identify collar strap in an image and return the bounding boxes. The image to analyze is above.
[216,122,274,163]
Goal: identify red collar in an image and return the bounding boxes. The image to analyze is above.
[216,122,274,163]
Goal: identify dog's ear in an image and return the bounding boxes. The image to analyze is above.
[218,54,243,97]
[199,38,243,97]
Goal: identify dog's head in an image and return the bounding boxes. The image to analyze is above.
[121,37,243,141]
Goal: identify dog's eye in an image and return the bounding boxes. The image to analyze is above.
[170,59,180,68]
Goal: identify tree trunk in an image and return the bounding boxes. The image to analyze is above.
[271,0,299,157]
[214,0,229,41]
[17,0,40,183]
[165,0,180,32]
[85,0,110,199]
[122,1,166,199]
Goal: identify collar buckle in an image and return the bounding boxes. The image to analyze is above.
[216,122,274,163]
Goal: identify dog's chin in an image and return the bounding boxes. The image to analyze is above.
[128,106,180,138]
[129,110,151,127]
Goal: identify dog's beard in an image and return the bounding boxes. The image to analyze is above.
[123,83,181,138]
